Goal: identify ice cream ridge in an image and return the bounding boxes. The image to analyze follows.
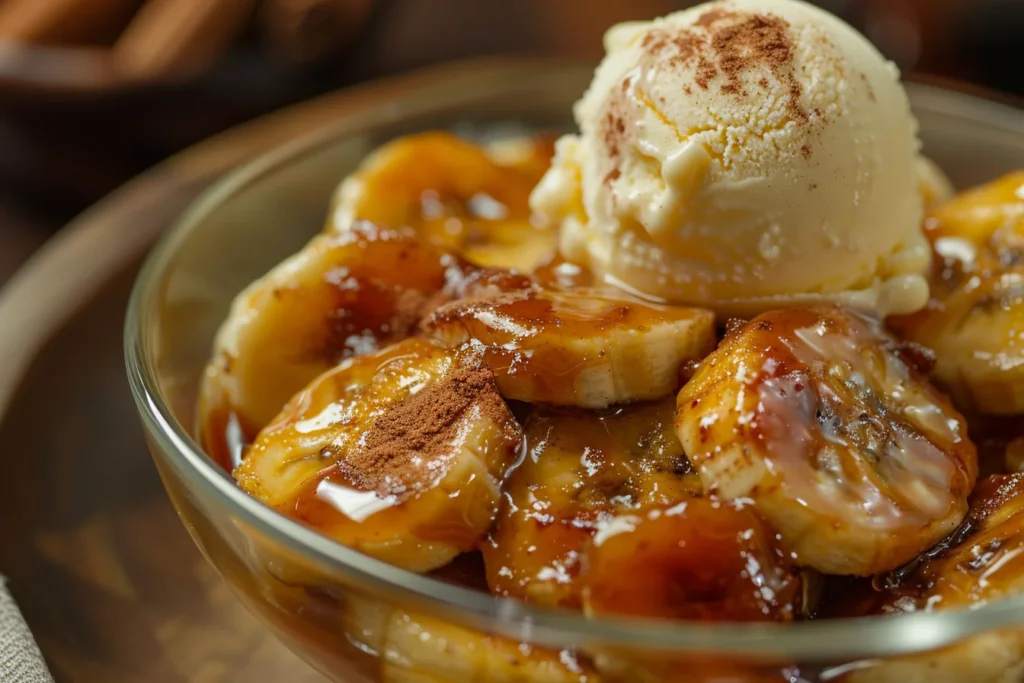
[532,0,943,316]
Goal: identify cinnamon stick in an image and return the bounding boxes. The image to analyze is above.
[260,0,374,65]
[0,0,142,46]
[112,0,254,80]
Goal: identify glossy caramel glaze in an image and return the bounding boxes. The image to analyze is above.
[235,338,524,573]
[582,497,803,622]
[877,474,1024,612]
[199,222,477,464]
[821,474,1024,623]
[965,413,1024,477]
[329,132,558,271]
[677,305,978,576]
[482,400,698,608]
[890,171,1024,415]
[424,286,716,408]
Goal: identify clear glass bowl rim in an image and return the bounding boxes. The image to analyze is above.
[125,60,1024,662]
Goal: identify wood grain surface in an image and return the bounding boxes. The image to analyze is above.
[0,58,560,683]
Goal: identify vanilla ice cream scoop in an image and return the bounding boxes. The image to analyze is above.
[531,0,932,316]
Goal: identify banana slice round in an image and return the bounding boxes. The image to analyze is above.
[235,338,524,573]
[890,171,1024,415]
[582,497,803,623]
[329,132,557,271]
[344,597,599,683]
[199,223,473,462]
[676,305,978,576]
[835,474,1024,683]
[483,400,699,608]
[424,287,716,408]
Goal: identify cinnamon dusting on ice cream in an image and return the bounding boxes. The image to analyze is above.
[639,7,809,124]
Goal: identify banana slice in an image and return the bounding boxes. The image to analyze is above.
[676,305,978,576]
[344,597,599,683]
[199,223,474,463]
[424,287,716,408]
[329,132,557,271]
[483,400,700,608]
[235,338,524,573]
[890,171,1024,415]
[837,474,1024,683]
[582,497,803,623]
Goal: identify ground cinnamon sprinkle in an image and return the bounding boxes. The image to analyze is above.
[601,106,629,185]
[335,362,516,496]
[639,8,810,126]
[602,109,626,159]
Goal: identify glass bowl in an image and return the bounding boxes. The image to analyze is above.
[126,61,1024,682]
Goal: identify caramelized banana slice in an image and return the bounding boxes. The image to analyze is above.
[838,475,1024,683]
[199,223,473,460]
[890,171,1024,415]
[582,498,802,622]
[483,400,700,608]
[424,287,716,408]
[235,338,523,573]
[329,132,557,270]
[345,598,599,683]
[676,305,978,576]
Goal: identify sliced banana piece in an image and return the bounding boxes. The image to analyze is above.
[344,597,599,683]
[589,503,814,646]
[329,132,557,271]
[424,287,716,408]
[891,171,1024,415]
[199,223,473,461]
[235,338,524,573]
[582,497,803,623]
[839,474,1024,683]
[676,305,978,576]
[483,400,700,608]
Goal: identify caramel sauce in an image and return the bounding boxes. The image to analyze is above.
[199,406,258,473]
[427,551,491,592]
[482,399,701,609]
[583,498,803,622]
[968,413,1024,477]
[826,474,1024,617]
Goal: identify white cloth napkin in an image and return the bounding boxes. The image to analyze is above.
[0,578,54,683]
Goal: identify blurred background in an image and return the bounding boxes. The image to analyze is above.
[0,0,1021,281]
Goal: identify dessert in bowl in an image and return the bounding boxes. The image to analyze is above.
[126,1,1024,680]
